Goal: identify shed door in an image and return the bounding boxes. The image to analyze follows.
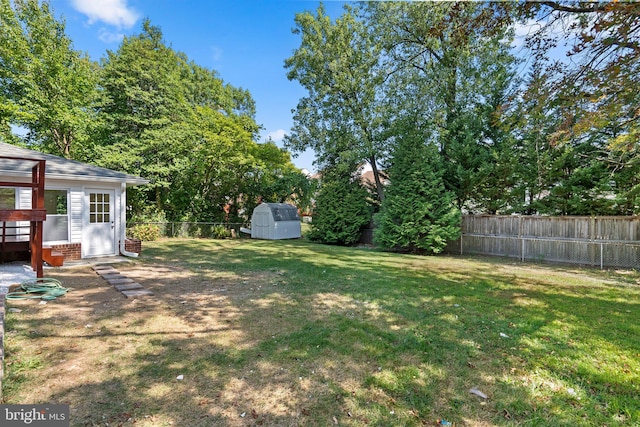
[83,189,115,257]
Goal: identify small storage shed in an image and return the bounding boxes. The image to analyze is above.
[251,203,301,240]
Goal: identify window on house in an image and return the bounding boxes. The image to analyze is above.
[0,188,16,209]
[0,188,18,241]
[43,190,69,242]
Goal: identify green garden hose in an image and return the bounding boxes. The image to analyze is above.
[5,278,71,301]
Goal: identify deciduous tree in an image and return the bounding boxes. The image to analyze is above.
[0,0,99,159]
[521,1,640,213]
[285,4,388,201]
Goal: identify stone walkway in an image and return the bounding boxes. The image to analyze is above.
[92,264,154,298]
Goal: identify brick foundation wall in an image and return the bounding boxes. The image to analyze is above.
[50,243,82,260]
[123,238,142,255]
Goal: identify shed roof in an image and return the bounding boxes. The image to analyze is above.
[260,203,300,221]
[0,142,148,185]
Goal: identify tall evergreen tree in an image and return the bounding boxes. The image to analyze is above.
[374,120,460,253]
[308,155,371,246]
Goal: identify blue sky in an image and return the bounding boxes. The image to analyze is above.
[47,0,349,173]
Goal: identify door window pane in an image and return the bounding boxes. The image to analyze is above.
[89,193,111,224]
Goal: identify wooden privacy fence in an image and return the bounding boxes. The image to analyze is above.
[445,215,640,269]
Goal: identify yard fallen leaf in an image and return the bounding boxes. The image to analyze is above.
[333,415,339,424]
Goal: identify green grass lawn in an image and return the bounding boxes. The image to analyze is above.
[4,238,640,426]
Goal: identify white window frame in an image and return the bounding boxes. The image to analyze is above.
[43,188,70,244]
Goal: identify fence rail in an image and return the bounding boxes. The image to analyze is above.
[446,215,640,269]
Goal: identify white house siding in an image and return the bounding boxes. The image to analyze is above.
[17,187,31,209]
[116,185,124,246]
[69,188,83,243]
[15,187,31,241]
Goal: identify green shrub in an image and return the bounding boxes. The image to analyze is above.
[212,225,231,239]
[128,224,161,241]
[308,177,371,246]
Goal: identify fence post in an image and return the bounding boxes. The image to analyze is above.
[459,216,464,255]
[590,216,596,267]
[520,215,525,262]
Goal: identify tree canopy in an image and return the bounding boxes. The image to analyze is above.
[2,0,638,249]
[282,1,639,247]
[284,4,388,201]
[0,0,99,159]
[1,2,308,223]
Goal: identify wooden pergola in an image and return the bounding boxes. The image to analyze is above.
[0,156,46,278]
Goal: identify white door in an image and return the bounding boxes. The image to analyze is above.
[84,189,115,257]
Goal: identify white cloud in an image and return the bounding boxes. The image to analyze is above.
[97,28,124,43]
[71,0,139,28]
[267,129,287,142]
